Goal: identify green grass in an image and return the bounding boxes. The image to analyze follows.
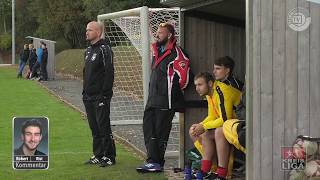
[0,66,167,180]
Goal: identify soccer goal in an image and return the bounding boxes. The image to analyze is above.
[97,6,181,125]
[97,6,182,165]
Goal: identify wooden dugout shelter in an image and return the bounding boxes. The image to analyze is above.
[160,0,320,179]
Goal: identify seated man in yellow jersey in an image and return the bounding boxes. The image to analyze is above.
[216,90,246,177]
[189,56,243,179]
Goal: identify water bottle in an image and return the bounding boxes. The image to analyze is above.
[184,165,192,180]
[195,170,203,180]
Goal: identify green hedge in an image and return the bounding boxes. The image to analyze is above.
[0,33,12,50]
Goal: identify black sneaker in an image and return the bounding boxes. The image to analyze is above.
[84,155,100,165]
[99,156,115,167]
[136,163,162,173]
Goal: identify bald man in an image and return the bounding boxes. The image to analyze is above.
[82,21,116,167]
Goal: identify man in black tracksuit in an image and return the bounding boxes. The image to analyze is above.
[39,42,48,81]
[17,44,29,78]
[83,21,116,167]
[27,44,37,79]
[137,23,190,172]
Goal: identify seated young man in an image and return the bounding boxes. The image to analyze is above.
[212,94,246,180]
[189,56,243,179]
[215,90,246,177]
[222,88,246,154]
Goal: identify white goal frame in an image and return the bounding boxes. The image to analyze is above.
[97,6,181,107]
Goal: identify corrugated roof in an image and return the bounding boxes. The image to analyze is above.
[161,0,222,8]
[160,0,245,21]
[25,36,56,43]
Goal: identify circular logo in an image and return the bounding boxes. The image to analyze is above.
[287,7,311,32]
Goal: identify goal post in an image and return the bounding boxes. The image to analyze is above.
[98,7,151,107]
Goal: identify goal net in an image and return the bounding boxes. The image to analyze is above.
[98,6,181,158]
[98,7,180,125]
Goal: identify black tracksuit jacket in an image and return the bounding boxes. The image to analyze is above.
[82,39,114,100]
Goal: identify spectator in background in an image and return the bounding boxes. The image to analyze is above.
[26,44,37,79]
[39,42,48,81]
[30,42,44,79]
[17,44,30,78]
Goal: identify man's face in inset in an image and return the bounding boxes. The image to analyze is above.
[156,26,171,46]
[194,77,212,97]
[21,126,42,151]
[213,64,230,81]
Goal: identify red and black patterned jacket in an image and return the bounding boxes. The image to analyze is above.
[146,38,190,112]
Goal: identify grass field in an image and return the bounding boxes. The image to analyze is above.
[0,66,166,180]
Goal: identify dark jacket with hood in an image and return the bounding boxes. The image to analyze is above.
[28,48,37,68]
[82,39,114,100]
[41,48,48,64]
[20,48,30,62]
[146,38,190,112]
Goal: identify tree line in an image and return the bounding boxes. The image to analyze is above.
[0,0,161,52]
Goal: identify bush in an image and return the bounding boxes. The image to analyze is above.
[55,49,84,78]
[0,33,12,50]
[55,38,72,53]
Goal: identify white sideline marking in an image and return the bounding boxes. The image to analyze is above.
[165,151,179,157]
[111,119,179,125]
[0,64,12,67]
[3,151,179,157]
[50,152,91,155]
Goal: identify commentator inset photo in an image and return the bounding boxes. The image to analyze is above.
[12,117,49,170]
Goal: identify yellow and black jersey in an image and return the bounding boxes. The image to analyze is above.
[200,80,242,130]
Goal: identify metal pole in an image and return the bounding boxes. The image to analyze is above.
[140,6,150,107]
[11,0,15,64]
[178,8,185,169]
[246,0,254,179]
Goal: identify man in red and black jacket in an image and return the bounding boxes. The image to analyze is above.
[137,22,191,172]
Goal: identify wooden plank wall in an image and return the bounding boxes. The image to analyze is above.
[183,15,246,151]
[247,0,320,179]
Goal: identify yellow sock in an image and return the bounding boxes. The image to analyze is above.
[194,140,204,157]
[227,148,234,178]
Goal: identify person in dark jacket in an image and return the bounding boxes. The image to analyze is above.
[136,22,190,172]
[27,44,37,79]
[30,43,44,79]
[17,44,29,78]
[39,42,48,81]
[82,21,116,167]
